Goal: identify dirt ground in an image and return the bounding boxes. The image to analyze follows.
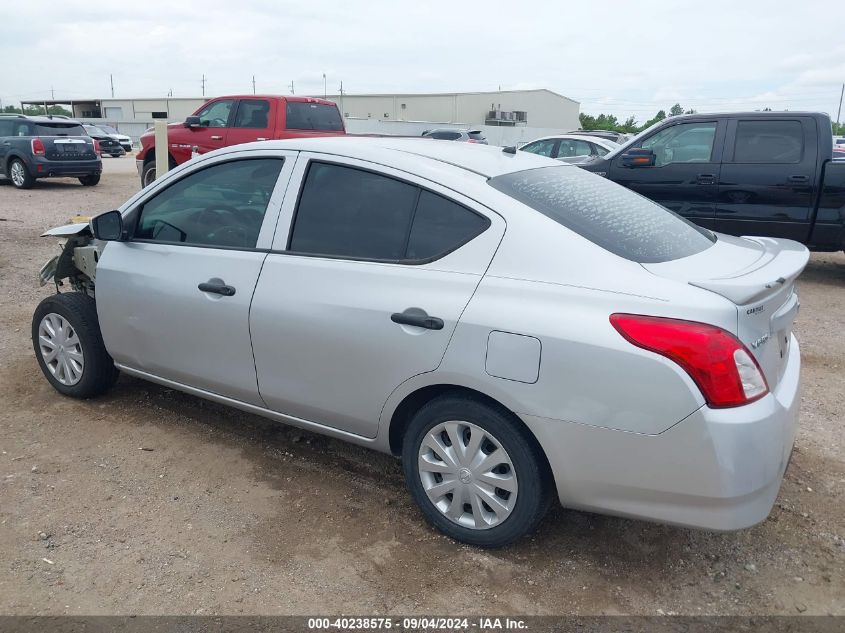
[0,158,843,616]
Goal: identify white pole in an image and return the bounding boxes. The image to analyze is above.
[154,120,169,182]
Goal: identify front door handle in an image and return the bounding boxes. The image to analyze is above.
[696,173,716,185]
[788,175,809,183]
[210,135,223,140]
[198,281,236,296]
[391,312,444,330]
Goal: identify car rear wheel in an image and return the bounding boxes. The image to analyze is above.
[79,175,100,186]
[402,393,552,547]
[9,159,34,189]
[32,292,118,398]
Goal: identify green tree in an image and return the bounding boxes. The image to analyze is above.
[669,103,685,117]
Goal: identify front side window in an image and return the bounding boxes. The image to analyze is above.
[135,158,283,248]
[488,166,715,263]
[289,162,489,262]
[556,139,593,158]
[521,139,556,157]
[195,100,235,128]
[595,144,610,157]
[640,122,717,166]
[233,99,270,129]
[733,120,803,164]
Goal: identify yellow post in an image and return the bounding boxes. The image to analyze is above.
[154,120,169,181]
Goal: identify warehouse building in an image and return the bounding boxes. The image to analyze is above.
[22,88,579,147]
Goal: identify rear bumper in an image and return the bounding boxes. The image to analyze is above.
[30,157,102,179]
[522,333,801,530]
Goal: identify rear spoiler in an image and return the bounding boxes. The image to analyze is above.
[689,237,809,305]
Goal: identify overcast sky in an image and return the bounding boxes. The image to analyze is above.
[3,0,844,124]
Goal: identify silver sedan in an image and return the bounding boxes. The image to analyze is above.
[32,137,806,547]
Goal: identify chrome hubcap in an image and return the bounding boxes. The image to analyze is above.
[418,421,518,530]
[143,167,156,187]
[10,162,25,186]
[38,313,84,386]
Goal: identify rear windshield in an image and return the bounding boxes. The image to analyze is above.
[468,131,486,140]
[285,102,343,131]
[33,123,86,137]
[488,166,716,263]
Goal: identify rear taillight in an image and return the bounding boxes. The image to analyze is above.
[466,139,478,143]
[610,314,768,408]
[31,138,45,156]
[93,139,101,156]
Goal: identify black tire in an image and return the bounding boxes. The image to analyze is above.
[9,158,34,189]
[141,156,176,188]
[402,392,552,547]
[79,174,100,186]
[32,292,118,398]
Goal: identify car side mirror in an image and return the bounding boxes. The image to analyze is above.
[620,148,656,168]
[184,116,202,128]
[91,210,125,241]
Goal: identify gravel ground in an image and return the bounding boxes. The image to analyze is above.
[0,158,843,616]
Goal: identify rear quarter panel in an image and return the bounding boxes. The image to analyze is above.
[809,159,845,250]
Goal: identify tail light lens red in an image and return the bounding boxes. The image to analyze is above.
[31,138,45,156]
[610,314,768,408]
[93,139,101,156]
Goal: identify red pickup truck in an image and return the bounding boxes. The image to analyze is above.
[136,95,345,186]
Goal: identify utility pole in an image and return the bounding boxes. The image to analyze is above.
[201,74,207,97]
[50,86,55,100]
[323,73,327,99]
[252,75,256,95]
[338,80,344,115]
[837,83,844,132]
[289,80,295,95]
[110,74,115,98]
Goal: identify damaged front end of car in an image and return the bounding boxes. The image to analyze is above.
[39,218,104,298]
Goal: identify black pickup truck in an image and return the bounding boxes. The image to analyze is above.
[578,112,845,251]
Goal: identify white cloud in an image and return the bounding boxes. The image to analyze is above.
[2,0,842,123]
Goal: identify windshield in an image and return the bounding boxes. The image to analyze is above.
[97,124,119,135]
[488,165,716,263]
[285,102,343,131]
[602,119,668,159]
[84,125,107,136]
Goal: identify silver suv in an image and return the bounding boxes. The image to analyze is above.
[422,128,488,144]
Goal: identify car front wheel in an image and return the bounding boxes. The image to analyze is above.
[32,292,118,398]
[402,393,552,547]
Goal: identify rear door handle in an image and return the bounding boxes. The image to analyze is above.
[788,175,809,183]
[210,135,223,140]
[198,281,236,296]
[391,312,444,330]
[696,173,716,185]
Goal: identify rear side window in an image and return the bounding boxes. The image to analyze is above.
[0,120,14,136]
[285,102,343,131]
[733,120,803,163]
[468,131,486,141]
[289,162,489,262]
[488,166,715,263]
[33,123,86,136]
[234,99,270,128]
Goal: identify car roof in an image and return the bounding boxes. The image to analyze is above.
[226,136,559,178]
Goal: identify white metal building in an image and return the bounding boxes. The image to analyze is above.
[22,89,580,147]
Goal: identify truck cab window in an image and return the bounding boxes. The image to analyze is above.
[640,122,717,166]
[733,120,803,163]
[195,100,235,128]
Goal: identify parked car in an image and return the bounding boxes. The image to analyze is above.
[33,138,805,546]
[566,129,629,144]
[520,134,619,164]
[422,128,488,144]
[0,114,101,189]
[136,95,346,186]
[82,124,125,158]
[578,112,845,252]
[94,124,133,152]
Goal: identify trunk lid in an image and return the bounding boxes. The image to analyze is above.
[43,136,98,161]
[643,234,809,390]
